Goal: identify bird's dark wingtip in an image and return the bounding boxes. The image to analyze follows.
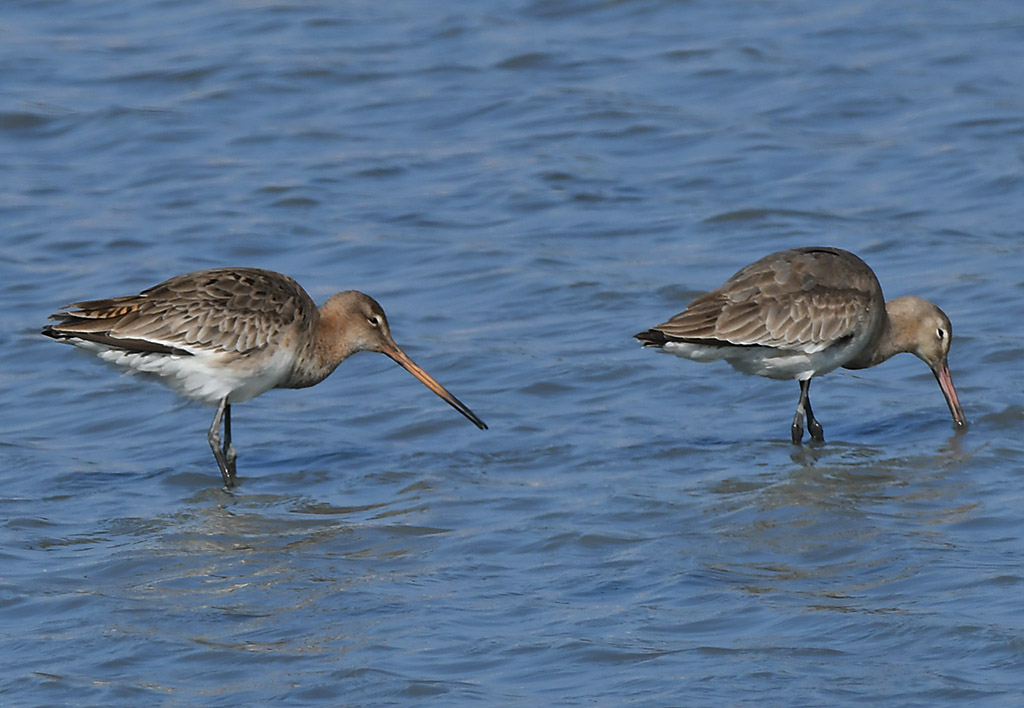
[634,328,668,347]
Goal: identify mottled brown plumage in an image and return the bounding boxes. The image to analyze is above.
[43,268,487,487]
[49,269,317,359]
[635,247,966,443]
[642,248,883,353]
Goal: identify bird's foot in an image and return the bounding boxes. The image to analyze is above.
[791,418,805,445]
[212,446,237,488]
[217,464,235,489]
[808,419,825,443]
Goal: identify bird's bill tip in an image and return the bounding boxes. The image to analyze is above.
[383,344,487,430]
[932,359,966,430]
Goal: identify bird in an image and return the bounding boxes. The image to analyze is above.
[42,267,487,487]
[634,246,966,444]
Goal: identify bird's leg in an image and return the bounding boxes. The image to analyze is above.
[223,402,238,481]
[208,397,235,488]
[791,385,805,445]
[792,378,825,444]
[803,381,825,442]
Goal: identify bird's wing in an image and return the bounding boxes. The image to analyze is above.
[45,268,316,356]
[638,248,881,354]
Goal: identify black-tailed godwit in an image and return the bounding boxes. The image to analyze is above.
[43,267,487,486]
[635,247,966,443]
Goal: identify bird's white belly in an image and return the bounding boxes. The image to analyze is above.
[661,340,858,381]
[74,340,295,405]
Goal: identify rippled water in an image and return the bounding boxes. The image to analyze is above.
[3,1,1023,705]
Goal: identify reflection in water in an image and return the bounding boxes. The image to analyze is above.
[703,441,980,608]
[4,0,1023,703]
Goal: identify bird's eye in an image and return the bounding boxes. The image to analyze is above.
[368,315,383,328]
[936,328,946,340]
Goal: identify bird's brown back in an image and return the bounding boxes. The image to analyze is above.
[639,247,885,354]
[44,267,318,357]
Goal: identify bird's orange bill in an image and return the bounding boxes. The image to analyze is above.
[383,345,488,430]
[931,359,966,430]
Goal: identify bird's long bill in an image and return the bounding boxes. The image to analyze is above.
[931,359,967,430]
[383,344,488,430]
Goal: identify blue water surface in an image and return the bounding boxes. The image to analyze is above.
[2,1,1023,706]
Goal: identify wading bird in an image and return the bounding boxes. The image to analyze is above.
[635,247,965,443]
[43,267,487,486]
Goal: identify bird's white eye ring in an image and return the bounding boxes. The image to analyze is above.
[937,328,946,340]
[368,315,383,328]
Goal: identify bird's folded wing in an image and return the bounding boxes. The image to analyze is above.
[651,279,873,354]
[45,268,314,356]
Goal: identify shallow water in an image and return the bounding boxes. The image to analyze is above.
[3,0,1024,705]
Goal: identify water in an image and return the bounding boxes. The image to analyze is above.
[3,0,1023,705]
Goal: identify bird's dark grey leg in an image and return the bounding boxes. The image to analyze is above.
[804,380,825,442]
[791,386,805,445]
[223,402,237,481]
[792,378,825,444]
[208,397,235,488]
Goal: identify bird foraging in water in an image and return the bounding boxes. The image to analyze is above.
[43,267,487,487]
[634,247,966,443]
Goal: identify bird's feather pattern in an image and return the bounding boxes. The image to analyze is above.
[640,247,884,354]
[44,268,317,357]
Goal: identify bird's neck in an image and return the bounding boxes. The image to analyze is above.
[286,306,361,389]
[843,297,915,370]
